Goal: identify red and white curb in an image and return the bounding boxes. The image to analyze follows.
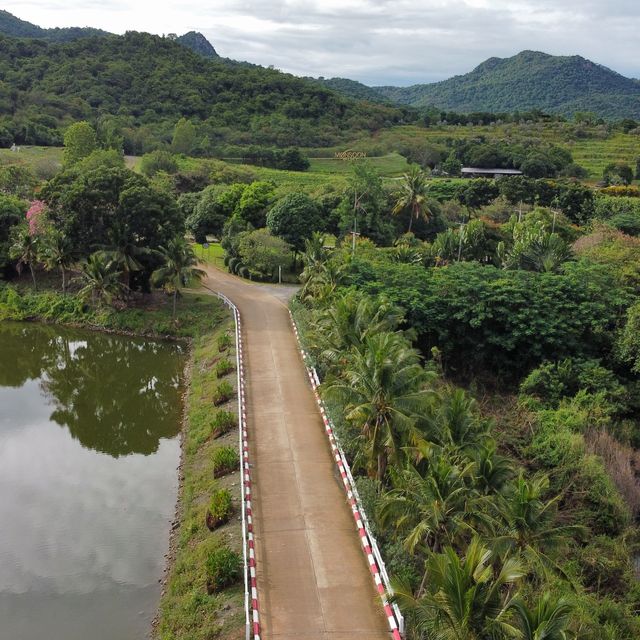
[215,293,260,640]
[289,311,404,639]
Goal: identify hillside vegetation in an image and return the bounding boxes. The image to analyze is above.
[0,31,403,150]
[376,51,640,120]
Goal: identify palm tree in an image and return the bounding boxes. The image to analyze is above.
[521,233,572,273]
[393,537,524,640]
[492,472,586,580]
[379,457,481,562]
[9,224,39,288]
[152,238,205,318]
[472,440,514,495]
[40,228,76,293]
[299,233,342,301]
[309,291,405,374]
[102,222,149,292]
[509,593,575,640]
[322,331,431,480]
[392,166,432,233]
[76,252,124,306]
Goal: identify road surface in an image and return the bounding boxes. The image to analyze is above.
[201,266,389,639]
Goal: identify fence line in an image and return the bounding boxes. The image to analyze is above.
[290,311,405,638]
[214,293,260,640]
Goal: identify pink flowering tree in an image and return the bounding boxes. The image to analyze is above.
[26,200,47,235]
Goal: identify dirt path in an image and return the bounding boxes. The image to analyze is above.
[201,266,389,639]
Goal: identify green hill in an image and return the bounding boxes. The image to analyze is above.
[0,10,218,59]
[310,77,390,104]
[0,9,109,41]
[375,51,640,120]
[0,31,402,150]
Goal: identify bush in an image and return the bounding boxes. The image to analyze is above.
[520,358,627,413]
[205,546,242,593]
[217,333,232,352]
[212,446,239,478]
[212,380,233,406]
[206,488,233,530]
[215,358,234,378]
[237,228,292,281]
[140,150,178,177]
[211,410,237,438]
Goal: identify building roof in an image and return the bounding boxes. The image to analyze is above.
[461,167,523,175]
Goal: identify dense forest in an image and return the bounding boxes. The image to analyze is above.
[0,31,405,151]
[375,51,640,120]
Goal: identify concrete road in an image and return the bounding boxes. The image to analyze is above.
[201,266,390,639]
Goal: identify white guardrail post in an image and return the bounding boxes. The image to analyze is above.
[213,293,260,640]
[290,311,405,639]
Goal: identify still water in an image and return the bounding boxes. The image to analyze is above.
[0,322,186,640]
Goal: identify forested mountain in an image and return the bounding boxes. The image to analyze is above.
[310,77,390,104]
[0,9,109,41]
[0,10,218,59]
[374,51,640,119]
[0,31,403,150]
[175,31,218,58]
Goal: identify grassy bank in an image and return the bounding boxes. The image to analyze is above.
[0,283,247,639]
[156,301,245,640]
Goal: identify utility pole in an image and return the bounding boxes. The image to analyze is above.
[457,222,465,262]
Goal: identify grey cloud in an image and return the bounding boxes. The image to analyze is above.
[5,1,640,84]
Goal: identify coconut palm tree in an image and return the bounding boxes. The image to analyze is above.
[509,593,575,640]
[392,166,433,233]
[491,472,586,580]
[9,224,39,288]
[379,457,481,560]
[40,227,76,293]
[472,440,515,496]
[322,331,431,480]
[76,252,124,306]
[309,291,405,375]
[152,237,205,318]
[393,537,524,640]
[102,221,149,292]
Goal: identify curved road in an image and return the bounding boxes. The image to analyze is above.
[202,266,389,640]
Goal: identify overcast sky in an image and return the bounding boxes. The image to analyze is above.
[5,1,640,85]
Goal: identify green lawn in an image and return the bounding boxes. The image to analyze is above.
[193,242,225,268]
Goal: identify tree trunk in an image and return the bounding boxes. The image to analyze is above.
[376,452,387,482]
[61,266,67,294]
[29,263,37,290]
[172,288,178,319]
[407,213,414,233]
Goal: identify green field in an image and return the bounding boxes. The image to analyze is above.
[0,145,63,174]
[308,152,410,176]
[7,124,639,191]
[341,124,640,182]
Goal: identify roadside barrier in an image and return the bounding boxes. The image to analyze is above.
[289,311,405,639]
[214,293,260,640]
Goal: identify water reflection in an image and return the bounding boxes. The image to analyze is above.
[0,322,185,456]
[0,322,185,640]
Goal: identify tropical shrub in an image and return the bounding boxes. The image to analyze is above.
[211,410,237,438]
[206,488,233,530]
[212,447,239,478]
[205,547,242,593]
[212,381,234,406]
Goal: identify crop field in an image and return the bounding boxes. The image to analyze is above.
[340,124,640,182]
[308,152,410,176]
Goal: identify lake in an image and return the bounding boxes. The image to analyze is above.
[0,322,186,640]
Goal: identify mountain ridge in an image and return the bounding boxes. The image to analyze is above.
[371,50,640,119]
[0,10,219,59]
